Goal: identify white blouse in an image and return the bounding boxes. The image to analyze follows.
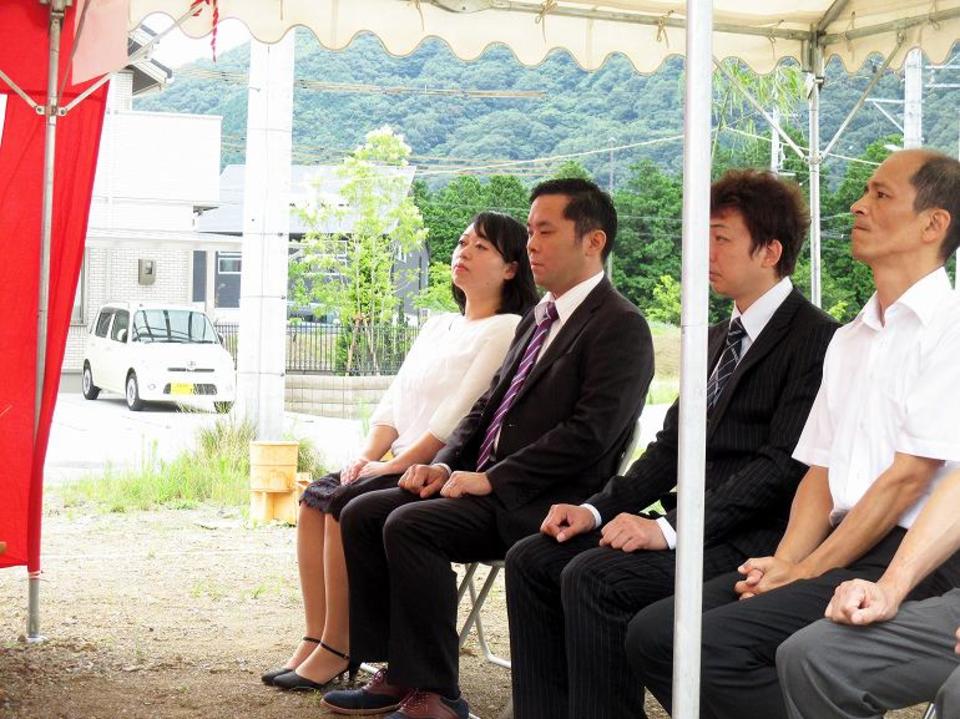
[369,312,521,456]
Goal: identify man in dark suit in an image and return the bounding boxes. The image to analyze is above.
[505,169,838,719]
[322,179,654,719]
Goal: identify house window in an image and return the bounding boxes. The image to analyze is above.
[218,252,242,274]
[192,251,207,302]
[71,250,86,326]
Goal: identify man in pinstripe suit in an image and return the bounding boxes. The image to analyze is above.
[505,169,838,719]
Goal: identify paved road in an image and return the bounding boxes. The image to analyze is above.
[45,392,365,484]
[45,391,669,484]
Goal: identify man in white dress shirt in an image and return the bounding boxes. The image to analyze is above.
[629,148,960,719]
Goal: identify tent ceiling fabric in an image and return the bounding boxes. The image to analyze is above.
[130,0,960,73]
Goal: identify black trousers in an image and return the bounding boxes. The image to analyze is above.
[340,487,509,697]
[504,531,747,719]
[625,527,960,719]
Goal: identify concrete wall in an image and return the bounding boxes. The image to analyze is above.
[284,374,394,419]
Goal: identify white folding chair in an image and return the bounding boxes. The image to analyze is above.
[455,417,644,670]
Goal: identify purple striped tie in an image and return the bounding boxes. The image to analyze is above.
[476,301,559,471]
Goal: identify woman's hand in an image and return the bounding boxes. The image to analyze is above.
[357,460,395,480]
[341,457,372,485]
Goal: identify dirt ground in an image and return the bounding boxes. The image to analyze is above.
[0,505,928,719]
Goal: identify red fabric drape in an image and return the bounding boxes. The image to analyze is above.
[0,0,109,570]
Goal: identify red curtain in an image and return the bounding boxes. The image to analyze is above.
[0,0,109,571]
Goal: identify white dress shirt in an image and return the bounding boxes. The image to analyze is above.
[370,311,520,456]
[584,276,794,548]
[793,267,960,529]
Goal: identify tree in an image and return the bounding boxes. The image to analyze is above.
[292,126,427,373]
[551,159,593,181]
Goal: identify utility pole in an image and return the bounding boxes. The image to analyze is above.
[903,48,923,149]
[237,36,294,439]
[770,107,782,173]
[606,138,614,278]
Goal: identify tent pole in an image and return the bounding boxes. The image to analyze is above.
[672,1,712,717]
[29,0,67,643]
[807,45,823,309]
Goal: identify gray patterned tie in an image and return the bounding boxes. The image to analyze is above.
[476,301,559,470]
[707,317,746,412]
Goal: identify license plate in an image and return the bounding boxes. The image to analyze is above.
[170,383,194,395]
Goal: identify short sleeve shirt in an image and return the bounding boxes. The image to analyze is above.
[793,267,960,528]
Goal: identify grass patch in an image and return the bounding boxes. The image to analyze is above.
[58,417,327,513]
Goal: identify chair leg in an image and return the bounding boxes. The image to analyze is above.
[458,564,511,668]
[923,703,937,719]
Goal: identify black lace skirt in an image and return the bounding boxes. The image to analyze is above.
[299,471,401,520]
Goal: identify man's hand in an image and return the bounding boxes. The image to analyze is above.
[599,514,667,552]
[540,504,595,543]
[824,579,903,626]
[341,457,372,485]
[398,464,449,498]
[440,471,493,498]
[954,626,960,655]
[735,556,810,599]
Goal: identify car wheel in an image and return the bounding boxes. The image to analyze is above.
[125,371,144,411]
[214,401,233,414]
[81,362,100,400]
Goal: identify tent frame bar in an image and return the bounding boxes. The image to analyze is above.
[713,57,806,161]
[426,1,960,59]
[0,67,41,112]
[821,37,904,159]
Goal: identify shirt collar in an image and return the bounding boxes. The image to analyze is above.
[537,271,605,325]
[730,276,793,342]
[856,267,952,330]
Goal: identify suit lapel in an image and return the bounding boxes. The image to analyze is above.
[707,289,803,433]
[513,279,611,404]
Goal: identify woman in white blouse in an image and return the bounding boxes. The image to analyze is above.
[264,212,538,691]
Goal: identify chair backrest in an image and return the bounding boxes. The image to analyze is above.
[616,417,643,476]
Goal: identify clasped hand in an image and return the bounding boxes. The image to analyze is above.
[599,513,667,552]
[823,578,901,626]
[735,556,809,600]
[397,465,493,499]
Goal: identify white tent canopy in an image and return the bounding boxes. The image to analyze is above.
[131,1,960,73]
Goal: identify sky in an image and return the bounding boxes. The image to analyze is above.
[140,13,251,68]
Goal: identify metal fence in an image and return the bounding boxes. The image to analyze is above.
[215,322,420,375]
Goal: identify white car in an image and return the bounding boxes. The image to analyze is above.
[82,302,236,412]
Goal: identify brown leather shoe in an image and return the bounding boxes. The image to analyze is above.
[386,690,469,719]
[322,668,410,715]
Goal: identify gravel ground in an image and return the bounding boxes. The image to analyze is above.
[0,504,928,719]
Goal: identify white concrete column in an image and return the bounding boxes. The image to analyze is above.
[237,36,294,439]
[903,48,923,149]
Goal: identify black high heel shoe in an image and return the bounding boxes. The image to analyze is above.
[260,636,321,686]
[272,641,360,691]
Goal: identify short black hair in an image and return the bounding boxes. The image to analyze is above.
[910,152,960,260]
[529,178,618,261]
[710,169,808,277]
[451,211,539,316]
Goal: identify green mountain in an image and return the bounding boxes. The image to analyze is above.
[135,29,960,187]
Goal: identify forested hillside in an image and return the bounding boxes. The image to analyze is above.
[136,30,959,323]
[137,30,960,184]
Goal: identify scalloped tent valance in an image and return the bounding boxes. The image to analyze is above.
[130,0,960,73]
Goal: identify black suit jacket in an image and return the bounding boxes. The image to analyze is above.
[435,278,654,543]
[586,287,839,556]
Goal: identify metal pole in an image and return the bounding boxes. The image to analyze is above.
[672,1,712,717]
[807,49,823,308]
[903,48,923,148]
[606,138,614,278]
[770,107,782,173]
[30,0,68,643]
